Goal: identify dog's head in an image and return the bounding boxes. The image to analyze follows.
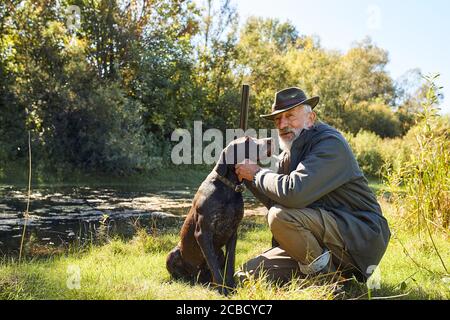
[216,136,274,177]
[252,137,274,161]
[221,136,274,164]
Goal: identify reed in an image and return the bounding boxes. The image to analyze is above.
[383,74,449,273]
[18,131,32,263]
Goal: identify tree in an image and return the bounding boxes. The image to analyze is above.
[237,17,301,130]
[192,0,241,131]
[286,37,399,135]
[3,0,196,174]
[135,0,200,137]
[0,1,27,166]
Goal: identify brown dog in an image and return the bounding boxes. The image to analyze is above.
[166,136,273,295]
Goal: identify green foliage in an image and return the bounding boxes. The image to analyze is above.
[0,0,202,175]
[344,130,385,178]
[285,37,398,135]
[0,1,29,168]
[237,17,299,129]
[384,75,450,234]
[0,0,442,177]
[346,101,402,138]
[193,0,241,130]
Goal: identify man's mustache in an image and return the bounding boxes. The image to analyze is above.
[279,128,295,135]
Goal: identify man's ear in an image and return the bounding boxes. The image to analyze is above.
[310,112,317,125]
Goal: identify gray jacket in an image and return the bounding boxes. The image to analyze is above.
[246,122,391,280]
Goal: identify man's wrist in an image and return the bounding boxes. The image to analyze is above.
[252,168,262,184]
[253,168,271,185]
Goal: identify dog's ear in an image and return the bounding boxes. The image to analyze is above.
[216,147,228,176]
[216,162,228,176]
[244,136,251,160]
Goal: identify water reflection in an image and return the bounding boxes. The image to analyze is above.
[0,185,195,255]
[0,184,263,256]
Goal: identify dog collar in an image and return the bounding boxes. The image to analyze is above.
[215,172,246,193]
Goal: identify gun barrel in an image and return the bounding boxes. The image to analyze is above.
[240,84,250,131]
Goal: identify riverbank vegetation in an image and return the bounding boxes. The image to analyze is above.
[0,0,448,300]
[0,197,448,300]
[1,0,447,179]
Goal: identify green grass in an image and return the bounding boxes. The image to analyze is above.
[0,208,448,300]
[367,178,383,195]
[0,171,448,300]
[0,216,341,300]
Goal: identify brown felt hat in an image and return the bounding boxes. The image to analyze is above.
[260,87,319,120]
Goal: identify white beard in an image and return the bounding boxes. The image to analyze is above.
[278,136,293,152]
[278,127,303,152]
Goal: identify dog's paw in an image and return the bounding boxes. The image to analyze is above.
[217,285,230,296]
[215,283,235,297]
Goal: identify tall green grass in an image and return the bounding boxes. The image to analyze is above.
[383,75,449,231]
[1,211,448,300]
[383,74,449,274]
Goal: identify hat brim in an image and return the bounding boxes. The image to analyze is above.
[260,96,320,120]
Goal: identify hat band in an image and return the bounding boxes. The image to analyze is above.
[273,98,305,110]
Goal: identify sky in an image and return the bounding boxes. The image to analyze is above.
[205,0,450,114]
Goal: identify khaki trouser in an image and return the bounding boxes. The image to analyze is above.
[239,205,358,283]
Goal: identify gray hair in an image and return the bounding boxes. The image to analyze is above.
[302,104,313,114]
[302,104,314,130]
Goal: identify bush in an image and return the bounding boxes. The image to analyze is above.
[345,101,402,138]
[383,75,450,232]
[343,130,384,178]
[39,83,155,175]
[343,128,416,179]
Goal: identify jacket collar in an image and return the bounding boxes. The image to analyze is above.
[290,121,324,151]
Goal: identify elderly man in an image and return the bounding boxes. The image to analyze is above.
[235,87,390,283]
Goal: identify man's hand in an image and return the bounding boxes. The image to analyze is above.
[236,161,261,182]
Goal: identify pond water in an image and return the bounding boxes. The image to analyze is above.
[0,184,265,256]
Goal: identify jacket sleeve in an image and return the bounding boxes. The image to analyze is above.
[253,136,353,209]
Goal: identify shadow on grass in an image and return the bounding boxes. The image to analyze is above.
[343,279,444,300]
